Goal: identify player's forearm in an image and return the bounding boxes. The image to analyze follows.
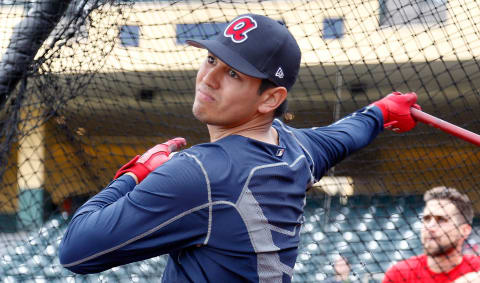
[59,175,137,273]
[338,105,384,149]
[72,174,136,217]
[322,105,383,153]
[303,105,383,179]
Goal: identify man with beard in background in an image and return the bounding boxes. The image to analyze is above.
[383,186,480,283]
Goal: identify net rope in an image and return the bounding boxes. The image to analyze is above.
[0,0,479,281]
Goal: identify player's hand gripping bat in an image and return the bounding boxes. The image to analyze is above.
[373,92,480,146]
[373,92,421,133]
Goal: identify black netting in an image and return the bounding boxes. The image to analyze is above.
[0,0,479,282]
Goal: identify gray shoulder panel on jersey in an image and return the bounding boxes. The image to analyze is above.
[236,159,309,282]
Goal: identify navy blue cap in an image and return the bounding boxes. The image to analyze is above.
[187,14,301,91]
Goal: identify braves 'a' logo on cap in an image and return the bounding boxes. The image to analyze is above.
[224,16,257,43]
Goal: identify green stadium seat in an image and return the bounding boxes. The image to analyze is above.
[363,262,384,274]
[363,219,383,231]
[389,213,408,226]
[323,222,340,233]
[357,251,374,263]
[348,242,368,254]
[384,229,405,241]
[324,232,344,244]
[338,206,352,216]
[377,240,397,252]
[353,231,374,242]
[335,240,354,254]
[369,207,391,218]
[341,231,360,242]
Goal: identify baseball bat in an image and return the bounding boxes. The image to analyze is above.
[411,108,480,147]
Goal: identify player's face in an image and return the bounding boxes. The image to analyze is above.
[193,53,263,127]
[421,199,467,257]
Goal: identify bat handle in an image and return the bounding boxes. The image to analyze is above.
[411,108,480,147]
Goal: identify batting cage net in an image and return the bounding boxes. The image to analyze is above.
[0,0,479,282]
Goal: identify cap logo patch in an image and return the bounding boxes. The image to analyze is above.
[224,16,257,43]
[275,67,284,79]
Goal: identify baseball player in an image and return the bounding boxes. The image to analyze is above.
[383,186,480,283]
[59,14,420,282]
[323,255,353,282]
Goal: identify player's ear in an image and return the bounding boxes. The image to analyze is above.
[257,86,287,115]
[460,223,472,239]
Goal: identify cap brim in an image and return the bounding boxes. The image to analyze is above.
[187,39,268,79]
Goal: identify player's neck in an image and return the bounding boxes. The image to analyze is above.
[207,118,278,145]
[427,249,464,273]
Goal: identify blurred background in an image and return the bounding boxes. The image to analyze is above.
[0,0,479,282]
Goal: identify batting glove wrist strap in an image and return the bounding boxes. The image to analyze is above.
[114,137,187,183]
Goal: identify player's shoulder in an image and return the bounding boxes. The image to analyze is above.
[389,254,426,271]
[177,141,231,164]
[383,255,425,282]
[273,118,299,134]
[272,118,309,143]
[462,254,480,265]
[168,143,233,183]
[185,140,228,152]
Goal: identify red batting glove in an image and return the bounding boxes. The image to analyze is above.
[114,137,187,183]
[372,92,421,133]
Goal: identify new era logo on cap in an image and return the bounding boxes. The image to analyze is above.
[275,67,284,79]
[224,16,258,43]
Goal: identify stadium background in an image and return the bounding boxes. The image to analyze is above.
[0,0,479,281]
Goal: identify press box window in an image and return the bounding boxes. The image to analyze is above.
[379,0,448,27]
[323,18,344,39]
[176,22,227,45]
[119,25,140,47]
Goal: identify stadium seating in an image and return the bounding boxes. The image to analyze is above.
[293,194,426,282]
[0,214,169,282]
[0,194,437,282]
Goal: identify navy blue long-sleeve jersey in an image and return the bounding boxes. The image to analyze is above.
[59,106,383,282]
